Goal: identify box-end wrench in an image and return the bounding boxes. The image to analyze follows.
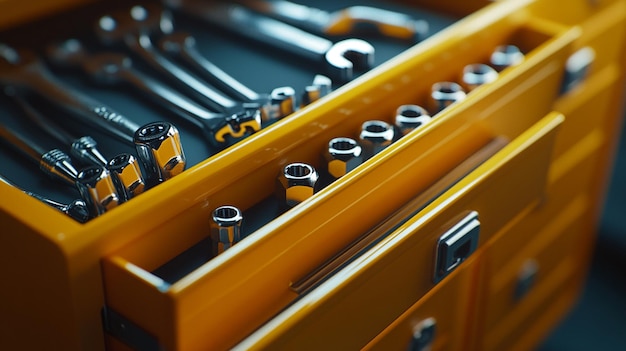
[238,0,429,43]
[0,173,91,223]
[7,92,145,200]
[0,44,186,186]
[47,39,261,148]
[164,0,375,83]
[95,4,238,113]
[158,32,301,122]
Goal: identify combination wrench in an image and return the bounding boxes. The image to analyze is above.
[0,125,120,216]
[0,173,91,223]
[237,0,429,43]
[0,43,186,186]
[158,31,301,122]
[47,39,261,147]
[8,93,145,200]
[164,0,375,83]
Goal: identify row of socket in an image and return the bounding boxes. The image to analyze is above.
[206,44,525,256]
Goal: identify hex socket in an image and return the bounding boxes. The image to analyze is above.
[325,137,363,179]
[134,121,186,186]
[263,86,296,122]
[107,153,145,202]
[359,120,394,159]
[490,45,524,71]
[76,166,120,217]
[211,205,243,256]
[429,82,466,114]
[277,162,319,208]
[461,63,498,91]
[394,105,431,135]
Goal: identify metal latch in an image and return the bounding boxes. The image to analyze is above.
[433,211,480,283]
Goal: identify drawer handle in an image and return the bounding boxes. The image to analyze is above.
[433,211,480,283]
[408,317,437,351]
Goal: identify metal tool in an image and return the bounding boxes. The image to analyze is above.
[359,120,394,160]
[0,173,90,223]
[490,45,524,71]
[211,205,243,256]
[0,124,79,186]
[277,162,319,208]
[238,0,429,43]
[461,63,498,91]
[164,0,375,83]
[47,39,260,146]
[394,105,431,136]
[157,31,297,123]
[95,4,239,113]
[324,137,362,179]
[429,82,466,114]
[0,44,186,185]
[301,74,332,106]
[107,153,145,202]
[6,91,108,167]
[76,165,120,216]
[134,121,185,185]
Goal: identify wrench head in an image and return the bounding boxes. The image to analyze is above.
[96,4,174,45]
[213,108,262,145]
[325,39,375,83]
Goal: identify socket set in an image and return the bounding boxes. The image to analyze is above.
[1,0,626,350]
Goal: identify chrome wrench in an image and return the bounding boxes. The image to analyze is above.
[238,0,429,43]
[47,39,260,147]
[0,44,186,186]
[164,0,375,83]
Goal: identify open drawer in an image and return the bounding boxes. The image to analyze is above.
[233,112,563,350]
[98,6,578,347]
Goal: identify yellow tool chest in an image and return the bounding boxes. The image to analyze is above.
[0,0,624,350]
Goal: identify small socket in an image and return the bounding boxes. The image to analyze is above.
[277,162,319,208]
[359,120,394,159]
[76,166,120,217]
[394,105,431,136]
[262,86,296,122]
[429,82,466,114]
[490,45,524,71]
[211,205,243,256]
[107,153,145,202]
[461,63,498,91]
[325,137,363,179]
[134,121,186,186]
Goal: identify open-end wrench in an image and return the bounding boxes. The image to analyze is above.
[95,4,239,113]
[0,173,91,223]
[237,0,429,43]
[0,44,186,185]
[164,0,375,83]
[47,39,261,147]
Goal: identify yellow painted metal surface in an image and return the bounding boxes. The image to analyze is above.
[0,0,625,350]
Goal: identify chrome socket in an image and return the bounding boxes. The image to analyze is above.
[262,86,296,123]
[76,166,120,217]
[359,120,394,159]
[133,121,186,187]
[107,153,145,202]
[490,45,524,71]
[211,205,243,256]
[277,162,319,208]
[394,105,431,136]
[429,82,466,114]
[301,74,332,106]
[461,63,499,91]
[325,137,363,179]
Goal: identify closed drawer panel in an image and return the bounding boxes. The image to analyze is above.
[232,113,563,350]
